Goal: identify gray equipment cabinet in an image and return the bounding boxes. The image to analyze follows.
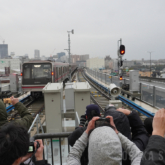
[10,73,19,93]
[65,82,74,111]
[73,82,91,118]
[129,70,139,92]
[42,83,63,133]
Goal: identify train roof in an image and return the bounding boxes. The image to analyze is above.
[23,60,77,66]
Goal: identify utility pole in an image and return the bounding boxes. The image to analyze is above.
[67,29,74,81]
[147,51,154,77]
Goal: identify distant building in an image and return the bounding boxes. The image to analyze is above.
[0,58,21,73]
[57,52,65,59]
[123,61,135,67]
[71,54,89,64]
[0,44,8,58]
[86,57,104,69]
[80,54,89,61]
[34,50,40,58]
[60,55,68,63]
[104,56,111,69]
[76,61,86,67]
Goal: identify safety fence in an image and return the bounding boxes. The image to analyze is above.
[87,68,165,109]
[33,132,71,165]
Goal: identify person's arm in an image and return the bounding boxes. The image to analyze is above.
[117,108,149,151]
[0,100,8,127]
[67,131,88,165]
[118,132,143,165]
[141,108,165,165]
[10,97,33,129]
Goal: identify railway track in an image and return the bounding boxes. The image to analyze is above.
[77,69,151,121]
[77,70,110,112]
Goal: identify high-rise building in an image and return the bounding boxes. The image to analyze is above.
[0,44,8,59]
[34,50,40,58]
[57,52,65,59]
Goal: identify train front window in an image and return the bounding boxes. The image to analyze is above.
[23,64,30,79]
[32,64,51,79]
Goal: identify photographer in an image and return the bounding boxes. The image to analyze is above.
[0,123,50,165]
[141,108,165,164]
[68,104,100,165]
[0,96,33,129]
[67,116,142,165]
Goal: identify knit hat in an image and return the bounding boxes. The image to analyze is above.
[88,126,122,165]
[144,117,153,135]
[86,104,100,121]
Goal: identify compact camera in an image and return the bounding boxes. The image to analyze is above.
[95,117,110,128]
[28,141,40,153]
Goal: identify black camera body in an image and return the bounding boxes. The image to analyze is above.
[95,117,110,128]
[28,141,40,153]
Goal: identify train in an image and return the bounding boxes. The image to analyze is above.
[21,61,77,96]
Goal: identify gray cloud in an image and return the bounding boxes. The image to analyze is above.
[0,0,165,60]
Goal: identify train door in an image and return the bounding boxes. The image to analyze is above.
[56,67,59,82]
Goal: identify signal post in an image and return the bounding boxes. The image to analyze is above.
[117,38,125,82]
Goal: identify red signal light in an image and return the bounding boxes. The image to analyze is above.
[51,72,54,75]
[119,45,125,55]
[120,50,125,54]
[20,73,23,76]
[119,76,123,80]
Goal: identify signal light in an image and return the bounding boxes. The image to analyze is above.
[119,76,123,80]
[20,73,23,76]
[51,72,54,75]
[119,45,125,55]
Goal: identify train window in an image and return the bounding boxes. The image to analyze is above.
[23,64,30,79]
[32,64,51,79]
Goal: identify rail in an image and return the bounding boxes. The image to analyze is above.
[86,68,165,109]
[33,132,72,165]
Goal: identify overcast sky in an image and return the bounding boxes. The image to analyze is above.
[0,0,165,60]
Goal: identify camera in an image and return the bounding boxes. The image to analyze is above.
[95,117,110,128]
[28,141,40,153]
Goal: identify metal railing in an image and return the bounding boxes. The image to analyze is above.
[33,132,72,165]
[28,114,44,137]
[87,68,165,109]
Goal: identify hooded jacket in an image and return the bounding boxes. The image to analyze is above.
[67,126,142,165]
[0,100,33,129]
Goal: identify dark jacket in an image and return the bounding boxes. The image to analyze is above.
[128,110,149,151]
[0,100,33,129]
[141,135,165,165]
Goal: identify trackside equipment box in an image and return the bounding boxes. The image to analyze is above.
[42,83,63,133]
[65,82,74,110]
[73,82,91,118]
[129,70,139,92]
[10,73,19,93]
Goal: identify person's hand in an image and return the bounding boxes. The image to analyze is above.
[152,108,165,137]
[106,116,119,134]
[10,96,19,105]
[117,108,131,116]
[21,153,33,163]
[34,139,44,161]
[85,116,100,134]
